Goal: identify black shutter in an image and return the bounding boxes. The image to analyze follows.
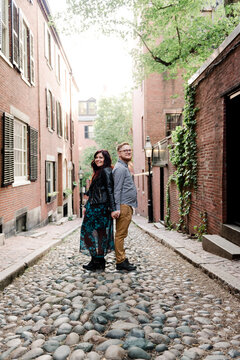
[45,88,50,127]
[54,161,57,192]
[45,161,49,202]
[29,127,38,181]
[3,112,14,186]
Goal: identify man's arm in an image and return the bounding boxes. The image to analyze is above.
[113,166,125,211]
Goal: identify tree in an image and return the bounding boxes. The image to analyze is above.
[55,0,240,80]
[94,93,132,164]
[80,145,97,186]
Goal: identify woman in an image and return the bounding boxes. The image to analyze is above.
[80,150,117,271]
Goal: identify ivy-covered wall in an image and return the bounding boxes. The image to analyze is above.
[166,29,240,236]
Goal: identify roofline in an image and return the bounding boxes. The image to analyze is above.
[188,22,240,85]
[38,0,75,75]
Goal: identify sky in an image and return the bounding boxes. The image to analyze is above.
[47,0,134,101]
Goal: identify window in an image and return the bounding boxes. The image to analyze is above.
[2,2,35,83]
[45,161,56,202]
[166,113,182,136]
[64,113,69,140]
[14,119,28,181]
[0,0,10,59]
[46,88,55,130]
[2,112,38,186]
[56,52,61,82]
[84,125,94,139]
[44,23,53,68]
[88,101,96,115]
[79,101,87,115]
[78,99,97,116]
[56,101,62,136]
[22,21,29,79]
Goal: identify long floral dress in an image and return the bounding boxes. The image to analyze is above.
[80,170,115,257]
[80,202,114,257]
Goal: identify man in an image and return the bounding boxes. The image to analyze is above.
[113,142,138,271]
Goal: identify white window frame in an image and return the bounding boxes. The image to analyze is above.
[44,22,53,68]
[13,119,29,185]
[0,0,10,59]
[46,161,54,195]
[84,125,94,139]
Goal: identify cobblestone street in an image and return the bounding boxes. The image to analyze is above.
[0,224,240,360]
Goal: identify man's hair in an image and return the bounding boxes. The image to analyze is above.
[116,142,130,152]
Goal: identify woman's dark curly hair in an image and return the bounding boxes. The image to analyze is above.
[91,150,113,172]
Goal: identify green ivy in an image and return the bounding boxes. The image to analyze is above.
[166,85,198,232]
[194,211,208,241]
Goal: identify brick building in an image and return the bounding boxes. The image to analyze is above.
[186,23,240,250]
[0,0,79,240]
[133,72,185,222]
[78,97,97,155]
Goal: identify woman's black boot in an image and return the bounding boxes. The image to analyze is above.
[83,257,97,271]
[96,257,106,270]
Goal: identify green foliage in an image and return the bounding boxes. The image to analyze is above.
[166,85,198,231]
[80,146,98,186]
[94,93,133,165]
[54,0,240,80]
[194,211,208,241]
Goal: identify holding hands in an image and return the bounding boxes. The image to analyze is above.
[111,210,120,219]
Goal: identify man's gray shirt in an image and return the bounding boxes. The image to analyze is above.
[113,159,138,211]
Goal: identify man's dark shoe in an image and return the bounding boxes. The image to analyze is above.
[116,259,136,271]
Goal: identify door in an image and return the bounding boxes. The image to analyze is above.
[160,167,164,222]
[226,91,240,225]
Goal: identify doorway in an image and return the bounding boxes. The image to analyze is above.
[160,167,164,222]
[226,91,240,225]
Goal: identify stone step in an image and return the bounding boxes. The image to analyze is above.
[202,234,240,260]
[0,233,5,246]
[222,224,240,246]
[56,217,69,226]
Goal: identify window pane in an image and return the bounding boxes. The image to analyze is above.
[166,113,182,136]
[79,102,87,115]
[88,101,96,115]
[14,120,27,178]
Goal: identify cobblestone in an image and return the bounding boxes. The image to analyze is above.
[0,224,240,359]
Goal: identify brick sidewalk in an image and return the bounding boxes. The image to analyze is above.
[132,215,240,297]
[0,218,82,290]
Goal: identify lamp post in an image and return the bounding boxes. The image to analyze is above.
[144,136,154,223]
[78,167,84,218]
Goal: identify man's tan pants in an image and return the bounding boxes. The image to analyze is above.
[115,204,133,264]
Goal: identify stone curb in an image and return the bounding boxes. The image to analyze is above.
[0,223,81,291]
[132,219,240,298]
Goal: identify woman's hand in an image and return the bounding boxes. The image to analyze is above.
[111,211,120,219]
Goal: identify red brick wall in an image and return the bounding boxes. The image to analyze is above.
[188,33,240,235]
[132,85,148,217]
[0,0,79,234]
[133,71,185,221]
[0,0,40,225]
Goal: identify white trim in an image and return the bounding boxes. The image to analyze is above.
[134,171,152,177]
[189,23,240,85]
[12,180,31,187]
[10,105,30,124]
[57,147,63,153]
[230,90,240,99]
[46,155,55,161]
[0,51,13,67]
